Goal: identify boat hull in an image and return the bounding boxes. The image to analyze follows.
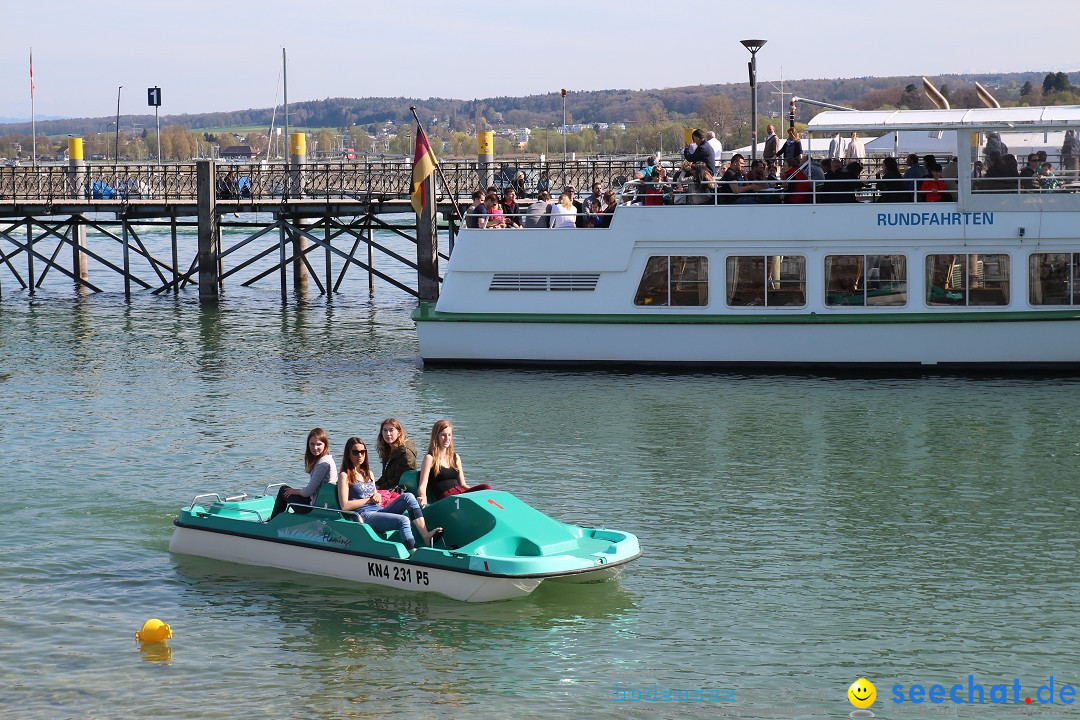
[170,525,544,602]
[416,315,1080,368]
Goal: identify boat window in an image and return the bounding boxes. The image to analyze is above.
[825,255,908,306]
[726,256,806,307]
[1029,253,1080,305]
[925,254,1010,306]
[633,255,708,306]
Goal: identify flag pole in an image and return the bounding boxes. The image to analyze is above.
[409,106,462,222]
[30,48,37,168]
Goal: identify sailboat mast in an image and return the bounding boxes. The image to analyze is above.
[282,48,288,163]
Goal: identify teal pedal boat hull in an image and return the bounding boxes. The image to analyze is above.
[169,486,641,602]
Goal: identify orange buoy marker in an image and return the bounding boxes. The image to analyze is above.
[135,618,173,644]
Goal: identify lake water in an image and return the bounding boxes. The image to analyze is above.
[1,220,1078,719]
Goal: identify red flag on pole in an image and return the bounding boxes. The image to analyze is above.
[411,125,438,216]
[29,48,35,96]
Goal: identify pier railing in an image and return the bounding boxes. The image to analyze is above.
[0,159,645,204]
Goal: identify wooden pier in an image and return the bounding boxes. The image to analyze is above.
[0,157,640,302]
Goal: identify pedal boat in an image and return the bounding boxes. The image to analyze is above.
[169,471,641,602]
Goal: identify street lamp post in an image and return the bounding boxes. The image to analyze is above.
[561,88,567,162]
[740,39,766,161]
[658,133,663,160]
[114,85,123,162]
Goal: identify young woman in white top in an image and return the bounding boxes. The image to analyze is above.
[269,427,338,520]
[548,192,578,229]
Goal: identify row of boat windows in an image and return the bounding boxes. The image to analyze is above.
[633,253,1080,307]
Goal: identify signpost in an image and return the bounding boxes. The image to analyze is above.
[148,87,161,163]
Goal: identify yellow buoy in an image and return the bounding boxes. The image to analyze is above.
[135,618,172,644]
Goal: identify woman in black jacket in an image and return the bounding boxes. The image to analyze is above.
[375,417,418,490]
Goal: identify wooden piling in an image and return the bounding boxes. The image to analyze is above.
[416,173,439,302]
[289,134,309,291]
[26,220,35,296]
[72,219,88,287]
[196,159,220,301]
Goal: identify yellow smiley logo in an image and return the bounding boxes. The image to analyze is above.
[848,678,876,709]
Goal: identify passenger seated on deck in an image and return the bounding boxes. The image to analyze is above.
[548,192,578,228]
[417,419,492,507]
[465,190,488,229]
[686,162,716,205]
[598,190,618,228]
[919,161,949,202]
[337,436,442,551]
[524,191,553,228]
[781,155,810,204]
[642,167,666,206]
[376,417,417,490]
[269,428,338,520]
[875,156,907,203]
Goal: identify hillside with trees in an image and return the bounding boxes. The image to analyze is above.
[1,70,1075,162]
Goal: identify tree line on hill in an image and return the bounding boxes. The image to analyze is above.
[0,70,1074,162]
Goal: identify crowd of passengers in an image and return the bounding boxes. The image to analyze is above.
[268,419,492,552]
[461,127,1080,227]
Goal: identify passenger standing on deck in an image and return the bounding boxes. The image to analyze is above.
[844,132,866,168]
[417,420,492,507]
[376,418,417,490]
[828,133,846,160]
[269,428,337,520]
[337,436,441,551]
[777,127,803,163]
[763,125,778,162]
[682,129,717,176]
[705,131,724,162]
[1061,130,1079,176]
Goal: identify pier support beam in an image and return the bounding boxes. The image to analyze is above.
[417,174,439,302]
[293,217,312,292]
[196,159,220,301]
[71,218,88,287]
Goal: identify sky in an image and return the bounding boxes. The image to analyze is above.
[2,0,1079,121]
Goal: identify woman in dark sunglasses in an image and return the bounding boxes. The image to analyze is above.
[337,436,442,551]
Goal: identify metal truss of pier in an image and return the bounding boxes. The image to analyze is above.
[0,158,638,301]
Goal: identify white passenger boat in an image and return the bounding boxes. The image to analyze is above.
[415,105,1080,369]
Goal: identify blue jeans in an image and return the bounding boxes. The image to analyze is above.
[358,493,423,550]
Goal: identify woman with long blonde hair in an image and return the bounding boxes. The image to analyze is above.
[337,436,441,551]
[416,420,492,506]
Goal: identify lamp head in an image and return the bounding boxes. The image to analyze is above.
[740,39,767,54]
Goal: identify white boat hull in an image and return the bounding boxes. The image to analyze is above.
[170,526,543,602]
[417,316,1080,367]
